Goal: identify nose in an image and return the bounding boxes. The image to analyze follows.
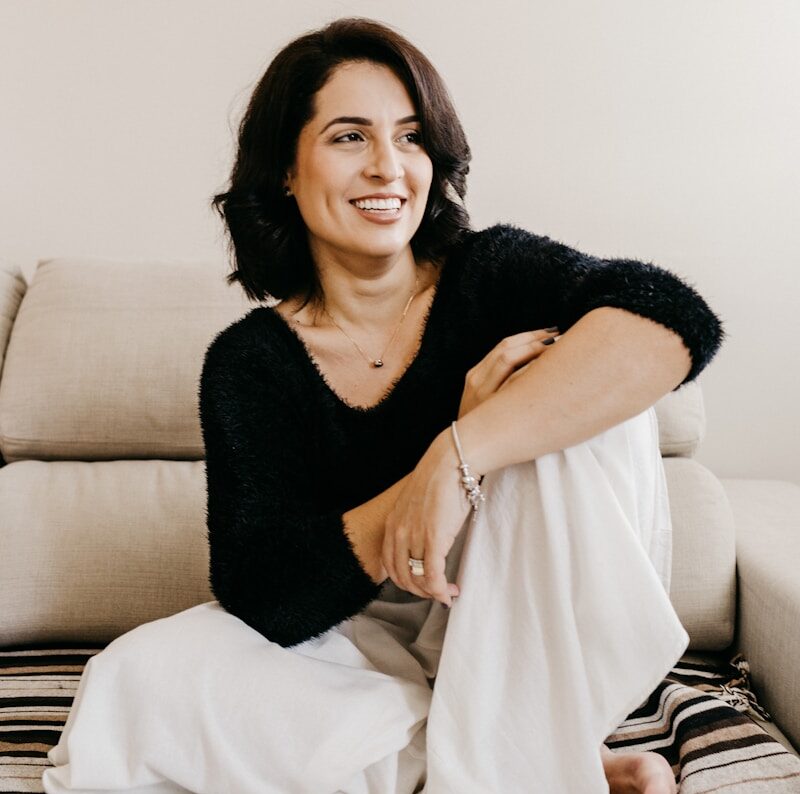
[365,136,404,182]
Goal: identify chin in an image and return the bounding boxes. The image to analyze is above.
[348,230,415,255]
[355,241,410,259]
[312,219,420,261]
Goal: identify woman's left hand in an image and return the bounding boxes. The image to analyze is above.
[382,431,471,606]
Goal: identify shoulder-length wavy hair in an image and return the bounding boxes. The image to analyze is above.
[212,16,472,307]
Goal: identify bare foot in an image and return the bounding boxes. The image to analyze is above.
[600,744,677,794]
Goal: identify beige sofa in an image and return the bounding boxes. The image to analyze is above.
[1,256,799,774]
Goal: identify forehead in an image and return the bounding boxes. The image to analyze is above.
[311,61,416,124]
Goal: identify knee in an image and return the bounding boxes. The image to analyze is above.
[90,603,220,688]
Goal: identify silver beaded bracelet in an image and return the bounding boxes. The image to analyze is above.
[450,420,485,521]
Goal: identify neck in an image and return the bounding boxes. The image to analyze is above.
[310,247,426,331]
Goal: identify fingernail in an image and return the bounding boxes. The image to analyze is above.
[542,337,556,345]
[545,326,559,332]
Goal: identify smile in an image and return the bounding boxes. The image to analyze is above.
[349,199,406,224]
[352,197,403,210]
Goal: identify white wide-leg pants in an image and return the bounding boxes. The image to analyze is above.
[43,407,688,794]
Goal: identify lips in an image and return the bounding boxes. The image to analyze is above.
[349,198,407,206]
[349,195,407,203]
[350,199,405,225]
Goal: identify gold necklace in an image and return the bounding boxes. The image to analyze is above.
[322,274,420,369]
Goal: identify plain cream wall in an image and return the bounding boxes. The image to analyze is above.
[2,0,798,482]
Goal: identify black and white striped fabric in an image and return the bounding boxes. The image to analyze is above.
[606,653,800,792]
[1,647,103,793]
[2,646,798,793]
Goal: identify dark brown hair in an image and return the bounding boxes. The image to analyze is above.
[212,16,472,307]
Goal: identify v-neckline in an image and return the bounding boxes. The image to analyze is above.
[261,266,448,415]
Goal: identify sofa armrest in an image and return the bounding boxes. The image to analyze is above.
[720,478,800,751]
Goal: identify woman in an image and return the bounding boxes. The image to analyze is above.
[44,16,724,794]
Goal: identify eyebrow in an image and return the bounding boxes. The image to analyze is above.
[319,115,420,135]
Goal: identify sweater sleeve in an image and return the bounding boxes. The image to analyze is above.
[468,223,726,389]
[198,320,383,648]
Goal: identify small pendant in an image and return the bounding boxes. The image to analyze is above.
[372,359,384,368]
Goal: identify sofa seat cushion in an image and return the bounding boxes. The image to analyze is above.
[0,459,212,646]
[2,450,736,651]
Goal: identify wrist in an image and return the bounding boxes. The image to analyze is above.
[430,428,462,479]
[444,416,486,479]
[450,419,487,512]
[429,424,487,494]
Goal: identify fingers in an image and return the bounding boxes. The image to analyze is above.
[476,327,560,387]
[383,519,430,600]
[381,445,469,607]
[401,556,432,600]
[505,327,560,345]
[492,328,560,369]
[383,519,457,606]
[459,327,563,418]
[418,525,458,605]
[499,327,560,356]
[415,550,453,606]
[500,332,563,389]
[395,535,435,601]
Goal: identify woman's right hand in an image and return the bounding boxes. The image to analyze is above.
[458,327,562,419]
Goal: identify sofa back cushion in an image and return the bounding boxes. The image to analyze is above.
[0,262,27,387]
[653,380,705,457]
[0,262,27,468]
[0,257,253,462]
[664,456,736,650]
[0,257,707,463]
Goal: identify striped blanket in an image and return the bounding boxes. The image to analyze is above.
[2,646,798,793]
[605,653,800,793]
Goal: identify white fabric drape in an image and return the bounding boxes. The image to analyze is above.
[43,406,688,794]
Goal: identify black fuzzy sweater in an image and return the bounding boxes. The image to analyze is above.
[198,223,725,648]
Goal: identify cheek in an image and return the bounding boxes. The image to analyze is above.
[415,158,434,198]
[299,167,341,219]
[298,148,342,195]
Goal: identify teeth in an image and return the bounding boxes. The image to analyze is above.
[353,197,402,210]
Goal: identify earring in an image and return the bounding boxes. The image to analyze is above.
[284,186,292,197]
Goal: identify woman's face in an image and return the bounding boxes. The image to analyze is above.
[285,60,433,269]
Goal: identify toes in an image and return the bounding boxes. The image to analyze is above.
[602,748,676,794]
[635,754,676,794]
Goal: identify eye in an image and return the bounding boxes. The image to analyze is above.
[400,131,423,145]
[333,132,364,143]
